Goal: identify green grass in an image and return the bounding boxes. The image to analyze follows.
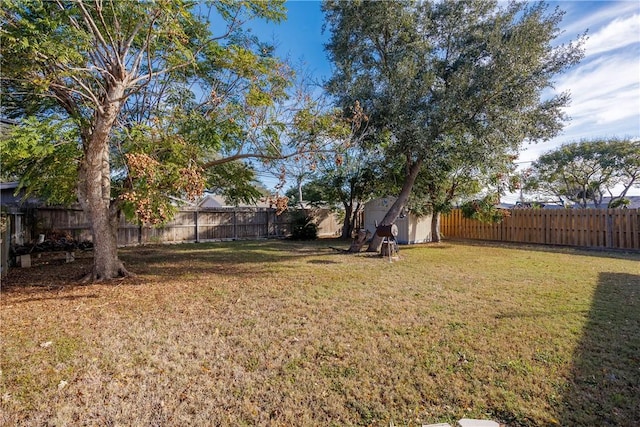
[1,240,638,426]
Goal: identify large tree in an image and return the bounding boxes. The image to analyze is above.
[0,0,315,280]
[524,138,640,208]
[323,0,584,250]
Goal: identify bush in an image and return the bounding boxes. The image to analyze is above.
[460,196,511,223]
[291,214,318,240]
[608,198,630,209]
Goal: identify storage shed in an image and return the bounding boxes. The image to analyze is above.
[364,197,432,244]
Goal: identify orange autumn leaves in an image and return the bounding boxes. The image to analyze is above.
[123,153,205,225]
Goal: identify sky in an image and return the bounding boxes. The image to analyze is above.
[247,0,640,199]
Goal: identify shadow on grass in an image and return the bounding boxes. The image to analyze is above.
[399,242,455,250]
[494,309,589,320]
[7,293,101,305]
[558,272,640,425]
[118,239,337,279]
[445,238,640,262]
[1,240,335,294]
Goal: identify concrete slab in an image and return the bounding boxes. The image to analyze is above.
[19,254,31,268]
[457,419,500,427]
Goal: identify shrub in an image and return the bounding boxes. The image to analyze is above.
[461,196,511,223]
[608,198,630,209]
[291,213,318,240]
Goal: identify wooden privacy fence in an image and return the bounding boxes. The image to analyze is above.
[1,215,10,277]
[32,206,340,246]
[441,209,640,251]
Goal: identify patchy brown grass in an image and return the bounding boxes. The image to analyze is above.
[1,240,639,426]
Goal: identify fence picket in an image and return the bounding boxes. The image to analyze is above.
[441,208,640,251]
[21,207,340,246]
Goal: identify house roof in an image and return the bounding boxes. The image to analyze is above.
[512,196,640,209]
[591,196,640,209]
[196,193,271,209]
[197,194,226,208]
[0,181,42,210]
[0,181,19,191]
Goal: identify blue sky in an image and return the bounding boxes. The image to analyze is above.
[247,1,640,197]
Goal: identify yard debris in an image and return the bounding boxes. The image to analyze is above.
[9,231,93,268]
[39,341,53,348]
[57,380,68,391]
[12,234,93,256]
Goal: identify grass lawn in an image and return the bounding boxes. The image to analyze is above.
[1,240,639,426]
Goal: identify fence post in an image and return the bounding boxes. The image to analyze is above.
[1,215,10,278]
[233,209,237,240]
[194,210,199,243]
[273,211,278,237]
[606,210,613,248]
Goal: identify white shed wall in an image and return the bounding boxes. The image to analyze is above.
[364,197,432,244]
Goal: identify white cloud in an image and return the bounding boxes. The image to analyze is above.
[557,1,640,44]
[583,13,640,56]
[518,32,640,168]
[552,47,640,130]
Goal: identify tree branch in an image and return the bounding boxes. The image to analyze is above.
[73,0,111,59]
[201,146,337,170]
[49,79,103,114]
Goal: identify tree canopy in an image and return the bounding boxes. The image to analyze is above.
[524,138,640,208]
[323,0,584,249]
[281,100,376,238]
[0,0,312,280]
[286,143,383,239]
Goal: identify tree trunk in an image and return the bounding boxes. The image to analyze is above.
[348,229,371,252]
[431,211,441,243]
[78,84,129,281]
[580,185,588,208]
[297,177,304,210]
[349,202,363,238]
[366,159,422,252]
[608,179,635,207]
[341,201,353,239]
[593,189,603,208]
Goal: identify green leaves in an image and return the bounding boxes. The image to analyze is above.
[525,138,640,208]
[460,196,510,223]
[116,122,207,224]
[205,161,264,206]
[0,117,80,206]
[1,0,297,227]
[212,0,286,24]
[324,0,584,227]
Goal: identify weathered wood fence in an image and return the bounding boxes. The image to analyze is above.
[32,206,341,246]
[441,209,640,250]
[1,216,10,277]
